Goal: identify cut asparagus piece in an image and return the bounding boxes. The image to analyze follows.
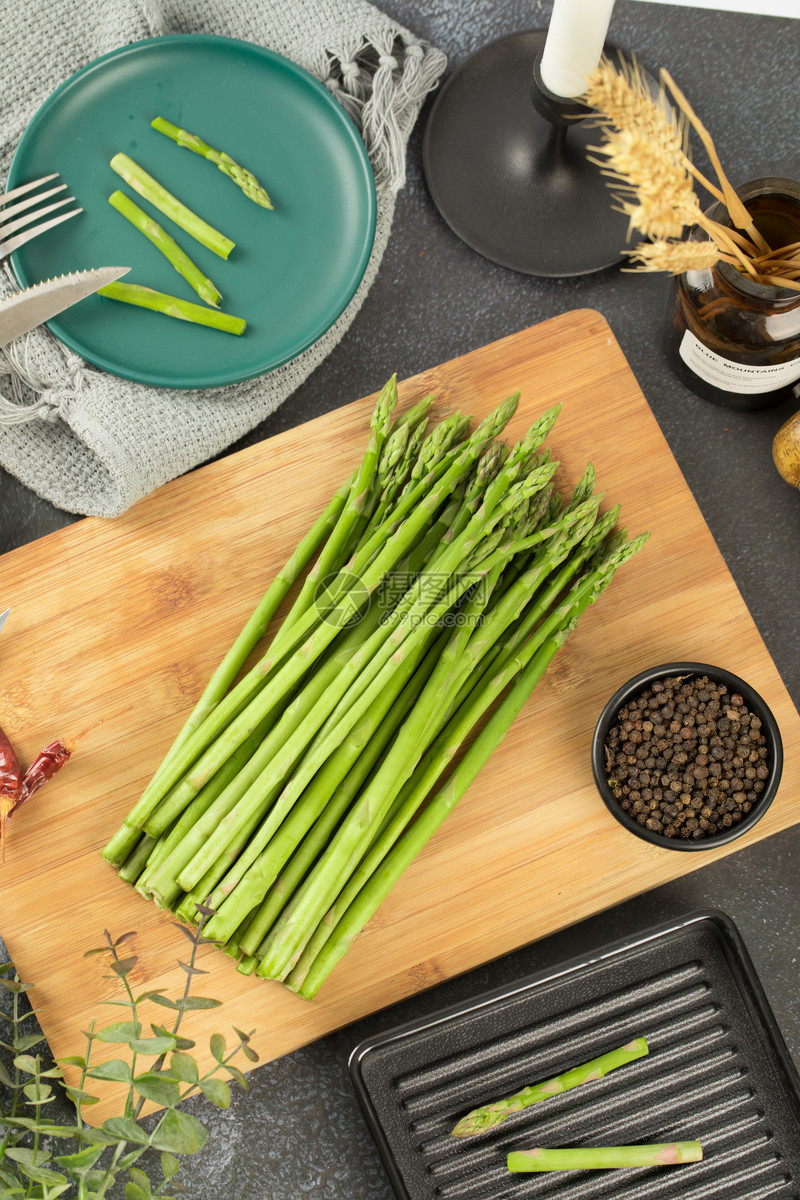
[110,153,235,258]
[108,190,222,306]
[450,1038,649,1137]
[507,1142,703,1172]
[98,282,245,334]
[152,117,274,209]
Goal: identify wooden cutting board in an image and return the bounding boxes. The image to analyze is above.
[2,309,799,1123]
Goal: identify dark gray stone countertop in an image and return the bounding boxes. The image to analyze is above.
[1,2,799,1197]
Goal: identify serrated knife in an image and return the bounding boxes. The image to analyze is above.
[0,266,130,347]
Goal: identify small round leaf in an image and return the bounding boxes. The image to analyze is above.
[102,1116,151,1145]
[128,1036,177,1054]
[94,1021,141,1044]
[87,1059,132,1082]
[161,1151,180,1179]
[133,1071,181,1108]
[200,1078,230,1109]
[170,1052,198,1084]
[125,1183,150,1200]
[149,1109,207,1156]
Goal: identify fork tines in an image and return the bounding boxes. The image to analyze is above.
[0,173,82,260]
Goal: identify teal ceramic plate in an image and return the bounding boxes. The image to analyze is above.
[7,35,376,389]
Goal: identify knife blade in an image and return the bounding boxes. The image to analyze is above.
[0,609,9,636]
[0,266,131,347]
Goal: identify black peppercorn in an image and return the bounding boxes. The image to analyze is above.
[603,673,770,842]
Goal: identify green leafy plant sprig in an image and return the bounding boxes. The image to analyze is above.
[0,908,258,1199]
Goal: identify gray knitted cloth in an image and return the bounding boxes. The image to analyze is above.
[0,0,445,517]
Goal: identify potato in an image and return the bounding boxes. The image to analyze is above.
[772,409,800,489]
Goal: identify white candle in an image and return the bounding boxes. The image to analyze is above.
[539,0,615,99]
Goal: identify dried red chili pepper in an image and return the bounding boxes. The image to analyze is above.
[0,728,73,861]
[18,739,72,807]
[0,726,22,799]
[0,724,23,861]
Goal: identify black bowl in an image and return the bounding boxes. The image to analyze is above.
[591,661,784,852]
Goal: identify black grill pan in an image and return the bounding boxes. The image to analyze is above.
[349,909,800,1200]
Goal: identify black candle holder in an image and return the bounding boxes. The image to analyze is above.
[422,29,634,278]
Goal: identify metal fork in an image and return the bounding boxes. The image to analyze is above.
[0,174,82,261]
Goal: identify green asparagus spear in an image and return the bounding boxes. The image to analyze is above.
[108,190,222,306]
[507,1143,703,1172]
[151,117,274,209]
[98,282,245,334]
[272,376,397,638]
[102,820,143,867]
[157,481,349,769]
[109,153,235,258]
[117,832,159,885]
[450,1038,649,1137]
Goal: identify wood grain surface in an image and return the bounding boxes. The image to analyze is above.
[1,309,798,1123]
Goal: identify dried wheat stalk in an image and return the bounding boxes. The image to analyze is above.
[582,58,800,290]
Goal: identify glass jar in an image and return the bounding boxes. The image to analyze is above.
[666,177,800,411]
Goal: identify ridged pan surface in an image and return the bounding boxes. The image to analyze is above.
[349,910,800,1200]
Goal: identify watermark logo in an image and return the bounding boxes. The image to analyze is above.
[313,572,371,628]
[313,570,489,628]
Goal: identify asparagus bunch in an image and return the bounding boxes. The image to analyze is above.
[102,378,649,998]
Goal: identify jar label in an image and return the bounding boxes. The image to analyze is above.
[679,330,800,394]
